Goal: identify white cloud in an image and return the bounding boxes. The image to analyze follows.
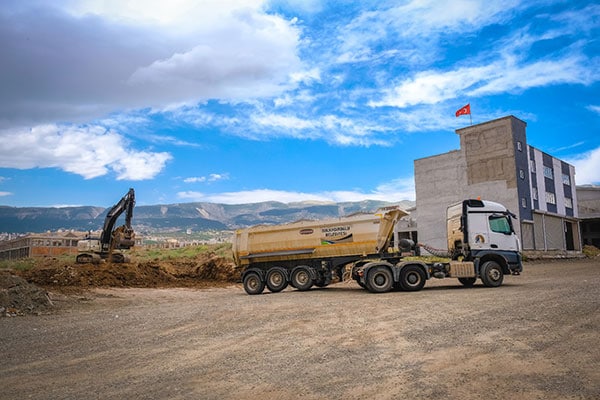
[370,65,494,107]
[0,124,171,180]
[184,174,229,183]
[567,147,600,185]
[127,13,302,101]
[252,114,317,131]
[0,191,12,197]
[244,112,395,146]
[471,56,596,96]
[177,176,415,204]
[587,105,600,115]
[370,54,596,109]
[0,1,304,128]
[335,0,520,66]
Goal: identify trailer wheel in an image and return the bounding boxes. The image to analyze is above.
[458,277,476,287]
[291,267,313,291]
[399,265,426,291]
[266,268,288,293]
[480,261,504,287]
[243,272,265,295]
[366,266,393,293]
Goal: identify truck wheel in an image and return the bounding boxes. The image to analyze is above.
[291,267,313,291]
[366,266,393,293]
[314,271,332,288]
[480,261,504,287]
[458,277,476,287]
[266,268,288,293]
[399,265,426,291]
[243,272,265,295]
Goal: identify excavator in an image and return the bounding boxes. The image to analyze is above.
[76,188,136,263]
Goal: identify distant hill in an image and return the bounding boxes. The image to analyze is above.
[0,200,415,234]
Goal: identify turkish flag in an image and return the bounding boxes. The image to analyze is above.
[455,104,471,117]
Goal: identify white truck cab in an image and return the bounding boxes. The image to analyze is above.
[447,199,522,277]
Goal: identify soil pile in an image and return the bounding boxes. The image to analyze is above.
[0,271,54,317]
[16,253,239,290]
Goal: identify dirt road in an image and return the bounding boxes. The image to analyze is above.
[1,259,599,399]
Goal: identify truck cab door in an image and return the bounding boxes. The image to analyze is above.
[487,214,519,251]
[467,212,519,252]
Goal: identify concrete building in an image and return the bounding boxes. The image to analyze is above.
[0,232,85,261]
[414,115,581,254]
[577,185,600,248]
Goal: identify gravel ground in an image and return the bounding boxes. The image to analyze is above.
[1,258,599,399]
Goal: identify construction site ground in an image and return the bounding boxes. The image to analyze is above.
[1,257,599,399]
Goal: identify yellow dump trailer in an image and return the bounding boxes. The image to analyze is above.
[233,208,406,294]
[233,209,406,267]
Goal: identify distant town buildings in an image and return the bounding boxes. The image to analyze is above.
[0,230,228,261]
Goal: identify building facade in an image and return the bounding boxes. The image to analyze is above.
[414,115,580,253]
[0,232,84,261]
[577,185,600,248]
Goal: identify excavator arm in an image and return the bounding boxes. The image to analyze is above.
[99,188,136,252]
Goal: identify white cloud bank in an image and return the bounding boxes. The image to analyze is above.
[568,147,600,185]
[0,0,304,128]
[0,125,171,180]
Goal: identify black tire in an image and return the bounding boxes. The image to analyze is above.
[366,266,393,293]
[266,268,288,293]
[291,267,313,291]
[480,261,504,287]
[314,271,332,288]
[243,272,265,295]
[458,277,476,287]
[399,265,426,291]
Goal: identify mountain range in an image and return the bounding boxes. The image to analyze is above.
[0,200,415,234]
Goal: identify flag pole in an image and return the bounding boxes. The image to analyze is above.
[470,112,472,125]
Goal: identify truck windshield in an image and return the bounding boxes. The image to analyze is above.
[489,215,512,234]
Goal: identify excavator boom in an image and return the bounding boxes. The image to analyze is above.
[77,188,136,263]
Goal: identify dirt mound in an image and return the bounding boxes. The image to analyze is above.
[16,253,239,290]
[1,271,54,317]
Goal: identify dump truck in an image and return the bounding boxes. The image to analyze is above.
[233,199,523,294]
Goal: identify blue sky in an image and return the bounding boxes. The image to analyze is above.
[0,0,599,207]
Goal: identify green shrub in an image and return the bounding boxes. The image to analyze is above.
[0,258,37,271]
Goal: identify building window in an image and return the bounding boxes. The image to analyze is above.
[565,197,573,209]
[543,166,554,180]
[517,141,522,151]
[519,169,525,179]
[521,198,527,208]
[530,160,536,173]
[532,187,538,200]
[562,173,571,186]
[545,191,556,205]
